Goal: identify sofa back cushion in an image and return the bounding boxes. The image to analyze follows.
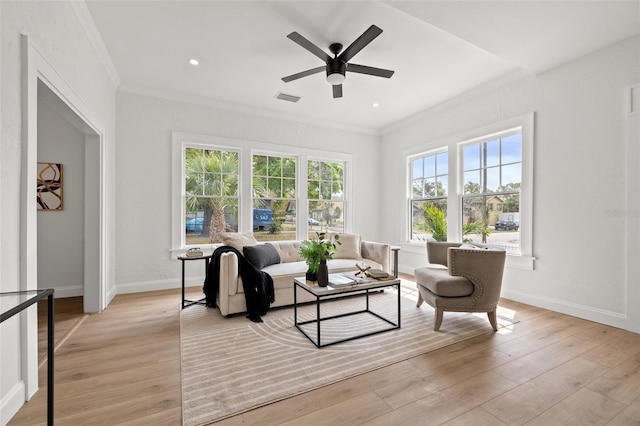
[219,232,258,252]
[270,241,303,263]
[243,243,281,269]
[332,233,362,260]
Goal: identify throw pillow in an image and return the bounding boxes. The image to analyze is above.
[333,233,362,259]
[243,243,281,269]
[219,232,258,252]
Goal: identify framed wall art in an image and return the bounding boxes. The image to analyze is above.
[37,162,63,210]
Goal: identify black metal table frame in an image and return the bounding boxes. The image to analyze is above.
[0,289,54,426]
[178,255,212,309]
[294,280,401,348]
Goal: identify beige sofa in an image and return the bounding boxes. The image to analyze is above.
[215,235,391,317]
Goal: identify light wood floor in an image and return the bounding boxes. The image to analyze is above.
[9,276,640,425]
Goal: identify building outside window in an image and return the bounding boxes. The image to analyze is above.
[252,154,297,241]
[184,147,239,246]
[307,160,345,237]
[409,151,448,241]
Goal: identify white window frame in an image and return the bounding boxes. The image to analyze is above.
[171,132,353,257]
[403,113,535,270]
[250,151,299,238]
[307,158,349,235]
[408,147,449,242]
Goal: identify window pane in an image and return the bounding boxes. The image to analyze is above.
[501,134,522,164]
[283,178,296,198]
[436,152,448,175]
[411,200,447,241]
[282,157,296,177]
[424,155,435,178]
[412,179,423,197]
[252,176,266,197]
[222,173,238,196]
[253,155,267,176]
[463,171,480,194]
[485,139,500,167]
[424,177,436,197]
[307,180,320,199]
[412,158,423,179]
[320,162,333,180]
[268,157,282,177]
[437,175,448,197]
[204,173,220,196]
[320,181,332,199]
[486,166,500,192]
[267,177,281,196]
[501,163,522,187]
[308,161,319,179]
[203,150,221,173]
[331,182,343,199]
[463,144,480,171]
[252,200,297,242]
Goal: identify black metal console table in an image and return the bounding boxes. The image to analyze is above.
[177,254,212,308]
[0,289,54,425]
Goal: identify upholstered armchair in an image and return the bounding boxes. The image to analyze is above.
[415,241,506,331]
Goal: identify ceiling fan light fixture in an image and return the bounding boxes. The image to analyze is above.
[326,72,345,85]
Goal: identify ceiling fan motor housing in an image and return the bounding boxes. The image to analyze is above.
[326,59,346,85]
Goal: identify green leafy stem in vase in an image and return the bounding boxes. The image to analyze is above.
[298,232,341,274]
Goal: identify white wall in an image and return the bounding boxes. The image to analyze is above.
[37,100,85,298]
[115,91,381,293]
[1,1,116,422]
[380,35,640,331]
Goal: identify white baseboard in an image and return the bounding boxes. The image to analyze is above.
[1,380,25,426]
[47,285,83,298]
[500,288,629,331]
[116,276,204,295]
[399,265,632,332]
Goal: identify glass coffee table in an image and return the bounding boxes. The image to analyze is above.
[293,274,401,348]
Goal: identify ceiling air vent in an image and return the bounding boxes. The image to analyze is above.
[275,92,301,103]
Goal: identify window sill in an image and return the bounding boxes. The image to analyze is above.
[400,241,535,270]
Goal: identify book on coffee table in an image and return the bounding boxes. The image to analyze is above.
[328,274,356,287]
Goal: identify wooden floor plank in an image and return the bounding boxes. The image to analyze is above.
[8,280,640,426]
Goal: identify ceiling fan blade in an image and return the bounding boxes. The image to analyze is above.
[338,25,383,63]
[282,66,325,83]
[287,32,331,63]
[333,84,343,98]
[347,63,394,78]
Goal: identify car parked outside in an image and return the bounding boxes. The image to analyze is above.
[186,217,204,232]
[308,218,320,226]
[494,220,519,231]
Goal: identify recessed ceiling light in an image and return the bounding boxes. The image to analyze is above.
[189,58,199,66]
[372,102,379,107]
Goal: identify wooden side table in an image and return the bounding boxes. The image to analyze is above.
[177,254,212,308]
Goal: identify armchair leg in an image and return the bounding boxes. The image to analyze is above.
[487,309,498,331]
[416,292,424,307]
[434,308,443,331]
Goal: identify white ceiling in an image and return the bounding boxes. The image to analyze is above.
[85,1,639,133]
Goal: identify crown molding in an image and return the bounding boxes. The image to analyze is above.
[70,1,121,88]
[117,83,381,136]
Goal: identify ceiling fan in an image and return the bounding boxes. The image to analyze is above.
[281,24,394,98]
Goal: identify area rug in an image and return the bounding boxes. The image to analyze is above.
[180,284,514,426]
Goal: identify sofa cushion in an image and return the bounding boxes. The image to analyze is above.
[414,266,474,297]
[219,232,257,252]
[333,233,362,260]
[243,243,281,269]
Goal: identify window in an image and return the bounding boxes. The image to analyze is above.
[307,160,345,236]
[184,147,239,246]
[404,113,534,265]
[172,132,354,255]
[409,151,448,241]
[461,132,522,253]
[252,154,297,241]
